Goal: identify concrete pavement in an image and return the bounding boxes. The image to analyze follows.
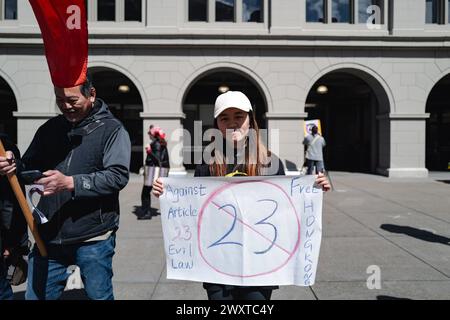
[13,171,450,300]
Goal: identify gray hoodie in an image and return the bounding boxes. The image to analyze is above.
[18,99,131,244]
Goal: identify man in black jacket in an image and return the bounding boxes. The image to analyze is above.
[0,134,28,300]
[0,79,131,300]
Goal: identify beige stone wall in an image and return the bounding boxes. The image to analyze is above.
[1,46,448,176]
[0,0,449,177]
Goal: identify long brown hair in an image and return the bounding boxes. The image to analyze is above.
[209,111,271,176]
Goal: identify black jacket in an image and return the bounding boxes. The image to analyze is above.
[145,139,170,168]
[0,134,28,252]
[194,152,285,292]
[194,153,285,177]
[17,99,131,245]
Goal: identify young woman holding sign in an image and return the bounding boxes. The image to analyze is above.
[153,91,330,300]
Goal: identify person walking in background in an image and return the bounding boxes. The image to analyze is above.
[303,125,326,175]
[139,125,170,220]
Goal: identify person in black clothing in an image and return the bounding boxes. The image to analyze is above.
[152,91,330,300]
[139,125,170,220]
[0,133,28,300]
[0,79,131,300]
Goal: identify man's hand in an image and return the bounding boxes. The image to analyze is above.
[0,151,16,176]
[35,170,74,196]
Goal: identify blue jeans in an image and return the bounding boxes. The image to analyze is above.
[0,258,13,300]
[306,159,324,175]
[25,234,116,300]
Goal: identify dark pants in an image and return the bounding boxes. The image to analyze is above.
[206,284,273,300]
[25,234,116,300]
[306,159,324,175]
[0,256,13,300]
[141,186,153,215]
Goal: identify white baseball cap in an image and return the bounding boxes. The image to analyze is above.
[214,91,253,118]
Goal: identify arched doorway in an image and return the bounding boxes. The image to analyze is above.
[0,77,17,143]
[305,70,390,173]
[182,70,267,170]
[426,74,450,171]
[89,67,144,173]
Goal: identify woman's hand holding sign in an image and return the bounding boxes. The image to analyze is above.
[315,172,331,192]
[152,178,164,197]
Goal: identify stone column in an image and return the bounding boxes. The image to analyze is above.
[265,112,308,174]
[385,113,429,178]
[14,112,60,154]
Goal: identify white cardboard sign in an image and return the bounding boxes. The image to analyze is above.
[159,175,323,286]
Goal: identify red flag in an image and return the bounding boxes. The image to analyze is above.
[29,0,88,88]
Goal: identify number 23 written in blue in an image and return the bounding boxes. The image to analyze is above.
[208,199,278,255]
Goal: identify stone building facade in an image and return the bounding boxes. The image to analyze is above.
[0,0,449,177]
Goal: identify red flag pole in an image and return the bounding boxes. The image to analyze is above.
[0,139,48,257]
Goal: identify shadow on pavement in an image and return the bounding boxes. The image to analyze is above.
[132,205,160,220]
[132,205,143,218]
[380,224,450,246]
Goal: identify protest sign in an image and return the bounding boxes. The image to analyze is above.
[159,175,323,286]
[304,119,322,136]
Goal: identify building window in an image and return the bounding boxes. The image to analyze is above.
[125,0,142,21]
[307,0,385,25]
[3,0,17,20]
[426,0,439,23]
[216,0,235,22]
[98,0,116,21]
[332,0,351,23]
[243,0,263,22]
[306,0,326,23]
[85,0,143,23]
[426,0,447,24]
[358,0,384,24]
[188,0,264,24]
[189,0,208,21]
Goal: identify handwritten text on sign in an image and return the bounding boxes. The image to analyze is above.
[159,175,322,286]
